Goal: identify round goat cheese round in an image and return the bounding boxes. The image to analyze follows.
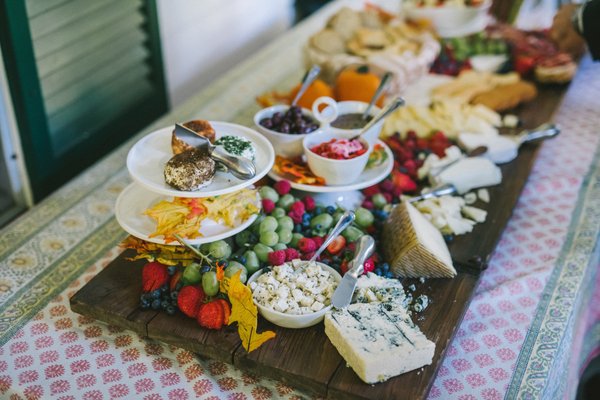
[214,135,256,160]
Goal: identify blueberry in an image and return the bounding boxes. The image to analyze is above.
[160,285,168,293]
[167,266,177,275]
[151,290,161,299]
[380,211,389,219]
[293,224,302,233]
[151,299,161,310]
[302,221,310,228]
[161,300,170,310]
[140,300,150,310]
[302,213,311,222]
[140,293,149,302]
[443,234,454,243]
[170,291,179,300]
[375,268,382,276]
[239,256,247,264]
[314,224,322,230]
[382,263,390,272]
[326,206,335,214]
[332,255,340,263]
[166,306,176,315]
[175,282,183,291]
[200,265,211,273]
[385,271,394,279]
[314,206,323,215]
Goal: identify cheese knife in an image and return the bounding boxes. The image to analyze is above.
[331,235,376,309]
[174,123,256,180]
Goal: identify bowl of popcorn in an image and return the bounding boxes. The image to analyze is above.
[247,260,341,328]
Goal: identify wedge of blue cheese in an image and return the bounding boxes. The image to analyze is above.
[352,273,408,307]
[325,302,435,384]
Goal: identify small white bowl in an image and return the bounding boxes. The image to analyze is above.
[247,262,342,329]
[253,105,320,158]
[403,1,491,38]
[303,131,370,186]
[312,97,383,152]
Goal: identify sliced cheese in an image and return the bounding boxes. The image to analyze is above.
[430,157,502,194]
[382,202,456,278]
[325,302,435,384]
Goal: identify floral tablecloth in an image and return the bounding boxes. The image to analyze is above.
[1,1,599,399]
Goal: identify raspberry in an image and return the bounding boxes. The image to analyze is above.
[382,192,393,203]
[300,251,316,261]
[298,237,316,253]
[267,250,286,266]
[362,185,380,197]
[261,198,275,214]
[311,236,324,249]
[302,196,316,211]
[290,201,305,216]
[273,180,291,195]
[288,211,303,224]
[363,257,376,274]
[284,248,300,261]
[361,200,374,210]
[379,179,394,193]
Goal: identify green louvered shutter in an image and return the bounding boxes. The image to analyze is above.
[0,0,168,201]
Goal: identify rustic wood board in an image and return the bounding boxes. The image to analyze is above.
[70,83,568,399]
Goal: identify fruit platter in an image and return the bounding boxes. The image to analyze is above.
[70,3,573,399]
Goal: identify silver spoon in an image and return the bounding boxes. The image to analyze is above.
[351,96,405,141]
[291,65,321,107]
[362,71,392,120]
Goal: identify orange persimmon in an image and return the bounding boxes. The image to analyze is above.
[334,65,383,107]
[287,79,334,109]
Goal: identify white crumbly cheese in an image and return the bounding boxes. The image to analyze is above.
[414,194,487,236]
[325,302,435,384]
[251,263,337,315]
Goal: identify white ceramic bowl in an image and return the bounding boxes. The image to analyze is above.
[303,131,370,186]
[247,262,342,329]
[403,1,491,37]
[253,105,320,158]
[311,97,383,151]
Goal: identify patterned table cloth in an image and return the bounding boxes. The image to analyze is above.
[1,1,599,399]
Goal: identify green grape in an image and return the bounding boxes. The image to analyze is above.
[208,240,232,259]
[225,261,248,283]
[272,243,287,251]
[277,194,295,210]
[332,209,345,223]
[259,231,279,247]
[276,216,294,231]
[290,232,304,248]
[342,226,364,243]
[199,243,211,254]
[250,214,265,235]
[355,207,374,228]
[243,250,260,274]
[310,213,333,230]
[253,243,273,263]
[182,262,202,285]
[271,207,286,218]
[371,193,388,209]
[259,216,278,234]
[202,270,219,296]
[235,230,256,248]
[259,186,280,203]
[276,228,292,244]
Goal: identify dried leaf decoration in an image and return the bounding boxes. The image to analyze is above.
[226,271,276,352]
[144,198,207,243]
[121,236,196,266]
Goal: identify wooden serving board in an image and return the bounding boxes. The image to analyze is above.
[70,84,567,399]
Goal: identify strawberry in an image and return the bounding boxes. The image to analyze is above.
[267,250,286,266]
[298,238,316,253]
[326,235,346,255]
[177,285,206,318]
[391,171,417,193]
[169,270,183,292]
[197,300,229,330]
[340,259,349,275]
[261,198,275,214]
[216,299,231,325]
[142,262,169,293]
[284,248,299,261]
[273,180,291,195]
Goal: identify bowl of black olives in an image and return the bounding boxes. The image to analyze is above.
[254,105,320,158]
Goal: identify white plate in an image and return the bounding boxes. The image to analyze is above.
[115,183,260,245]
[436,15,488,38]
[268,140,394,193]
[127,122,275,197]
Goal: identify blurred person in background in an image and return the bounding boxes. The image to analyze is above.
[551,1,600,60]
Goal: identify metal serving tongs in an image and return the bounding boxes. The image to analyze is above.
[174,123,256,180]
[350,96,405,141]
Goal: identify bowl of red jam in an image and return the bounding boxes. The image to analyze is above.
[303,132,370,186]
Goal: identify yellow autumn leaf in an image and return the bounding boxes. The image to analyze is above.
[226,271,276,352]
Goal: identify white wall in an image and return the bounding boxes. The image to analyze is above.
[157,0,295,107]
